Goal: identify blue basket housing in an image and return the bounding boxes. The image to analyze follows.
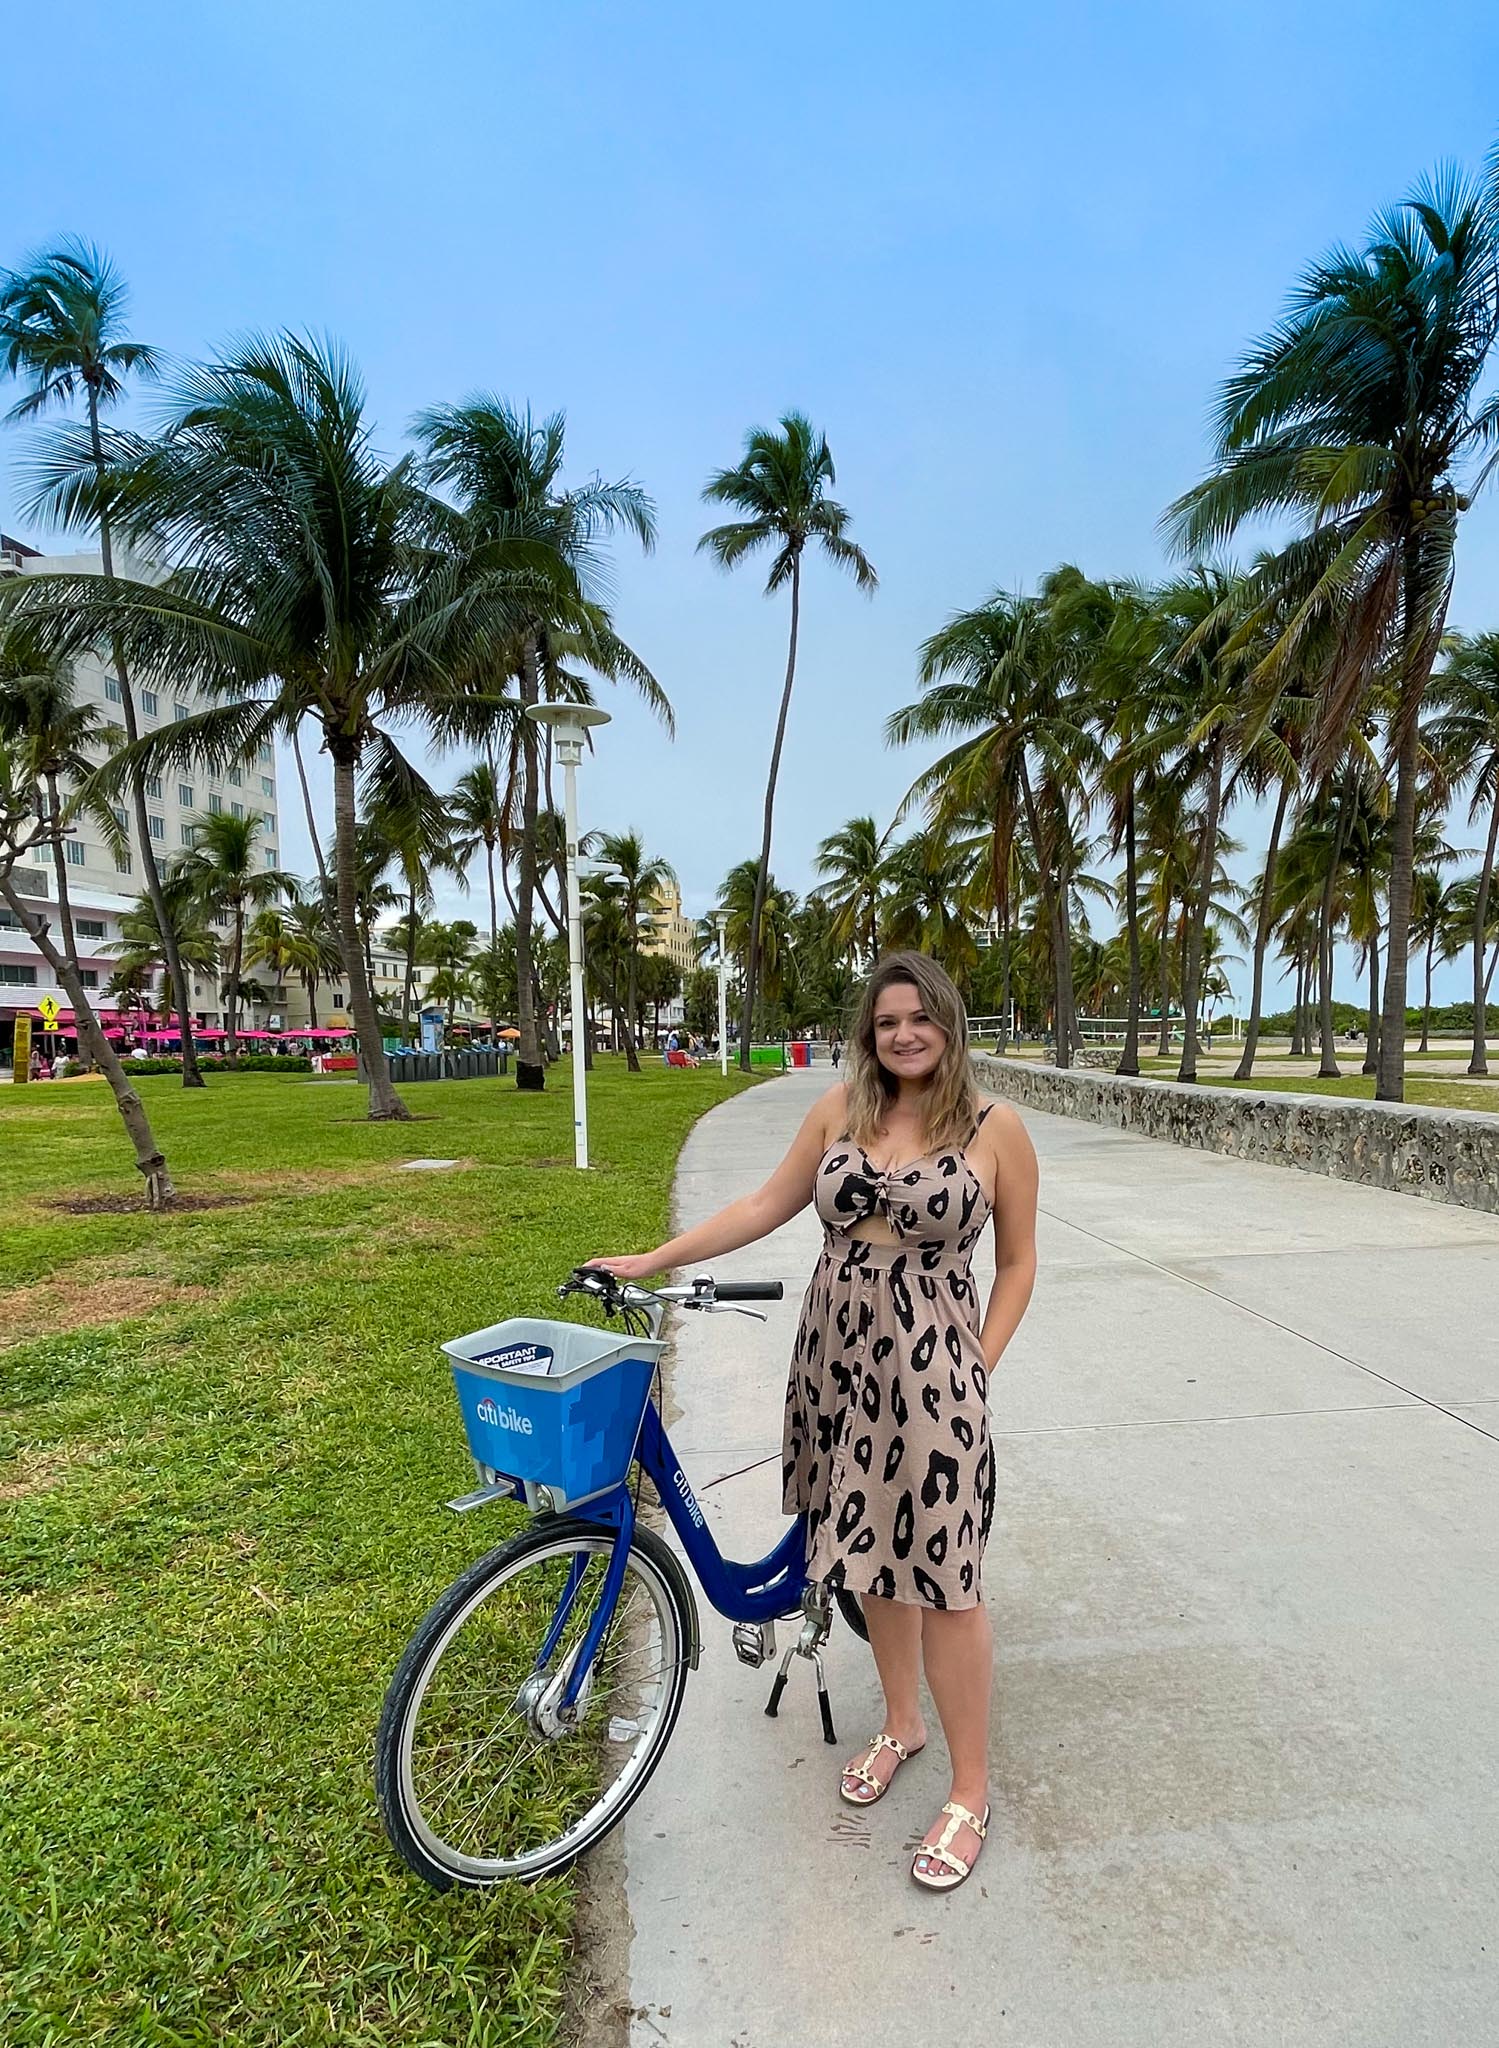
[442,1317,665,1511]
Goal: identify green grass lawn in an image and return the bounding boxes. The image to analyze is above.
[0,1060,751,2048]
[1211,1071,1499,1114]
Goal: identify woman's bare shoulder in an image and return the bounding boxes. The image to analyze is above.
[977,1096,1029,1146]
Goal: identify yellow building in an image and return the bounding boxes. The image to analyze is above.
[643,880,698,975]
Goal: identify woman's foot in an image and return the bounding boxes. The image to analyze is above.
[912,1792,989,1889]
[839,1723,927,1805]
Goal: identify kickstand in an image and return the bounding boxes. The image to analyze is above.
[764,1641,838,1745]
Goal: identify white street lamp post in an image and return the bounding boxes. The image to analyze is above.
[715,910,729,1078]
[526,704,611,1170]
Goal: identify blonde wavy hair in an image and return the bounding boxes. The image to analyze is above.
[842,951,981,1153]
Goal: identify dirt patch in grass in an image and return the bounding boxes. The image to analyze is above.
[0,1443,103,1503]
[45,1192,249,1216]
[0,1272,213,1347]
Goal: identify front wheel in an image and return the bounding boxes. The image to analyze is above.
[376,1518,693,1888]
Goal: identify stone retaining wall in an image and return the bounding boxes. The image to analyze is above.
[970,1054,1499,1214]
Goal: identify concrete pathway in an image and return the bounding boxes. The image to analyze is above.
[617,1070,1499,2048]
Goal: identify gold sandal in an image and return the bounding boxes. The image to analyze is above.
[911,1801,989,1892]
[839,1732,923,1806]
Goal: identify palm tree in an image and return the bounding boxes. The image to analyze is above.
[6,334,548,1119]
[415,398,667,1091]
[1407,870,1463,1054]
[418,918,479,1029]
[700,412,876,1070]
[0,242,211,1088]
[715,858,798,1030]
[1427,633,1499,1074]
[281,894,342,1029]
[170,809,291,1061]
[814,816,888,965]
[448,755,509,949]
[880,825,982,983]
[892,586,1095,1067]
[360,739,456,1040]
[0,737,175,1201]
[106,879,221,1006]
[0,622,124,1028]
[1147,568,1254,1083]
[582,829,675,1075]
[1167,151,1499,1100]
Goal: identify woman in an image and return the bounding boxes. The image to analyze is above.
[590,951,1039,1892]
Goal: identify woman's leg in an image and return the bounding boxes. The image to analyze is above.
[840,1594,927,1799]
[914,1602,994,1874]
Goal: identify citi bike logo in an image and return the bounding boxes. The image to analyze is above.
[476,1395,534,1436]
[673,1468,704,1529]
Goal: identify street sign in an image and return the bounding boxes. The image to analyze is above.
[37,995,61,1030]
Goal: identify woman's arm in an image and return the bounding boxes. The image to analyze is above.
[974,1102,1039,1370]
[586,1085,843,1281]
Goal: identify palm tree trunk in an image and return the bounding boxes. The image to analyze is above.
[997,910,1012,1057]
[227,901,244,1063]
[1016,762,1071,1067]
[1362,938,1380,1076]
[1419,931,1434,1054]
[1155,909,1173,1057]
[1177,733,1226,1085]
[621,903,642,1074]
[85,382,203,1090]
[1317,775,1350,1080]
[401,891,417,1041]
[1118,791,1142,1077]
[1288,951,1305,1056]
[1467,796,1498,1076]
[485,839,499,951]
[1234,777,1290,1081]
[1378,564,1448,1101]
[42,772,92,1070]
[292,723,333,899]
[514,636,544,1089]
[743,553,801,1073]
[329,741,408,1120]
[3,870,174,1204]
[306,974,320,1029]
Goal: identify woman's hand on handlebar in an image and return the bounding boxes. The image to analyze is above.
[583,1252,664,1283]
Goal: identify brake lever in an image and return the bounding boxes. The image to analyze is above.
[704,1303,767,1323]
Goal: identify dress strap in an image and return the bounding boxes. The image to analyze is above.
[975,1104,994,1128]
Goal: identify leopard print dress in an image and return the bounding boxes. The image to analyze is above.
[780,1109,996,1610]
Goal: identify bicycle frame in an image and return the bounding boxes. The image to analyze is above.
[542,1398,809,1711]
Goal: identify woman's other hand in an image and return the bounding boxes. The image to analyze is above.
[583,1253,665,1282]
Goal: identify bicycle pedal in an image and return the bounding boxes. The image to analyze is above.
[732,1620,776,1668]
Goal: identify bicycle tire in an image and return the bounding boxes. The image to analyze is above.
[376,1517,694,1889]
[835,1585,870,1642]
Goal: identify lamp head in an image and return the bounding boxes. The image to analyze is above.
[526,702,611,764]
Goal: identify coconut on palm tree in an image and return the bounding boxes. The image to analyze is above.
[700,412,876,1070]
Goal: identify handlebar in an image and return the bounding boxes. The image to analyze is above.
[559,1266,783,1321]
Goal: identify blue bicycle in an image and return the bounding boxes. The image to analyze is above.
[375,1266,868,1889]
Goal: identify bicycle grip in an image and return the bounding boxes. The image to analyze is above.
[711,1281,784,1303]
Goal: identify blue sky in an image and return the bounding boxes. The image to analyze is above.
[5,0,1499,1008]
